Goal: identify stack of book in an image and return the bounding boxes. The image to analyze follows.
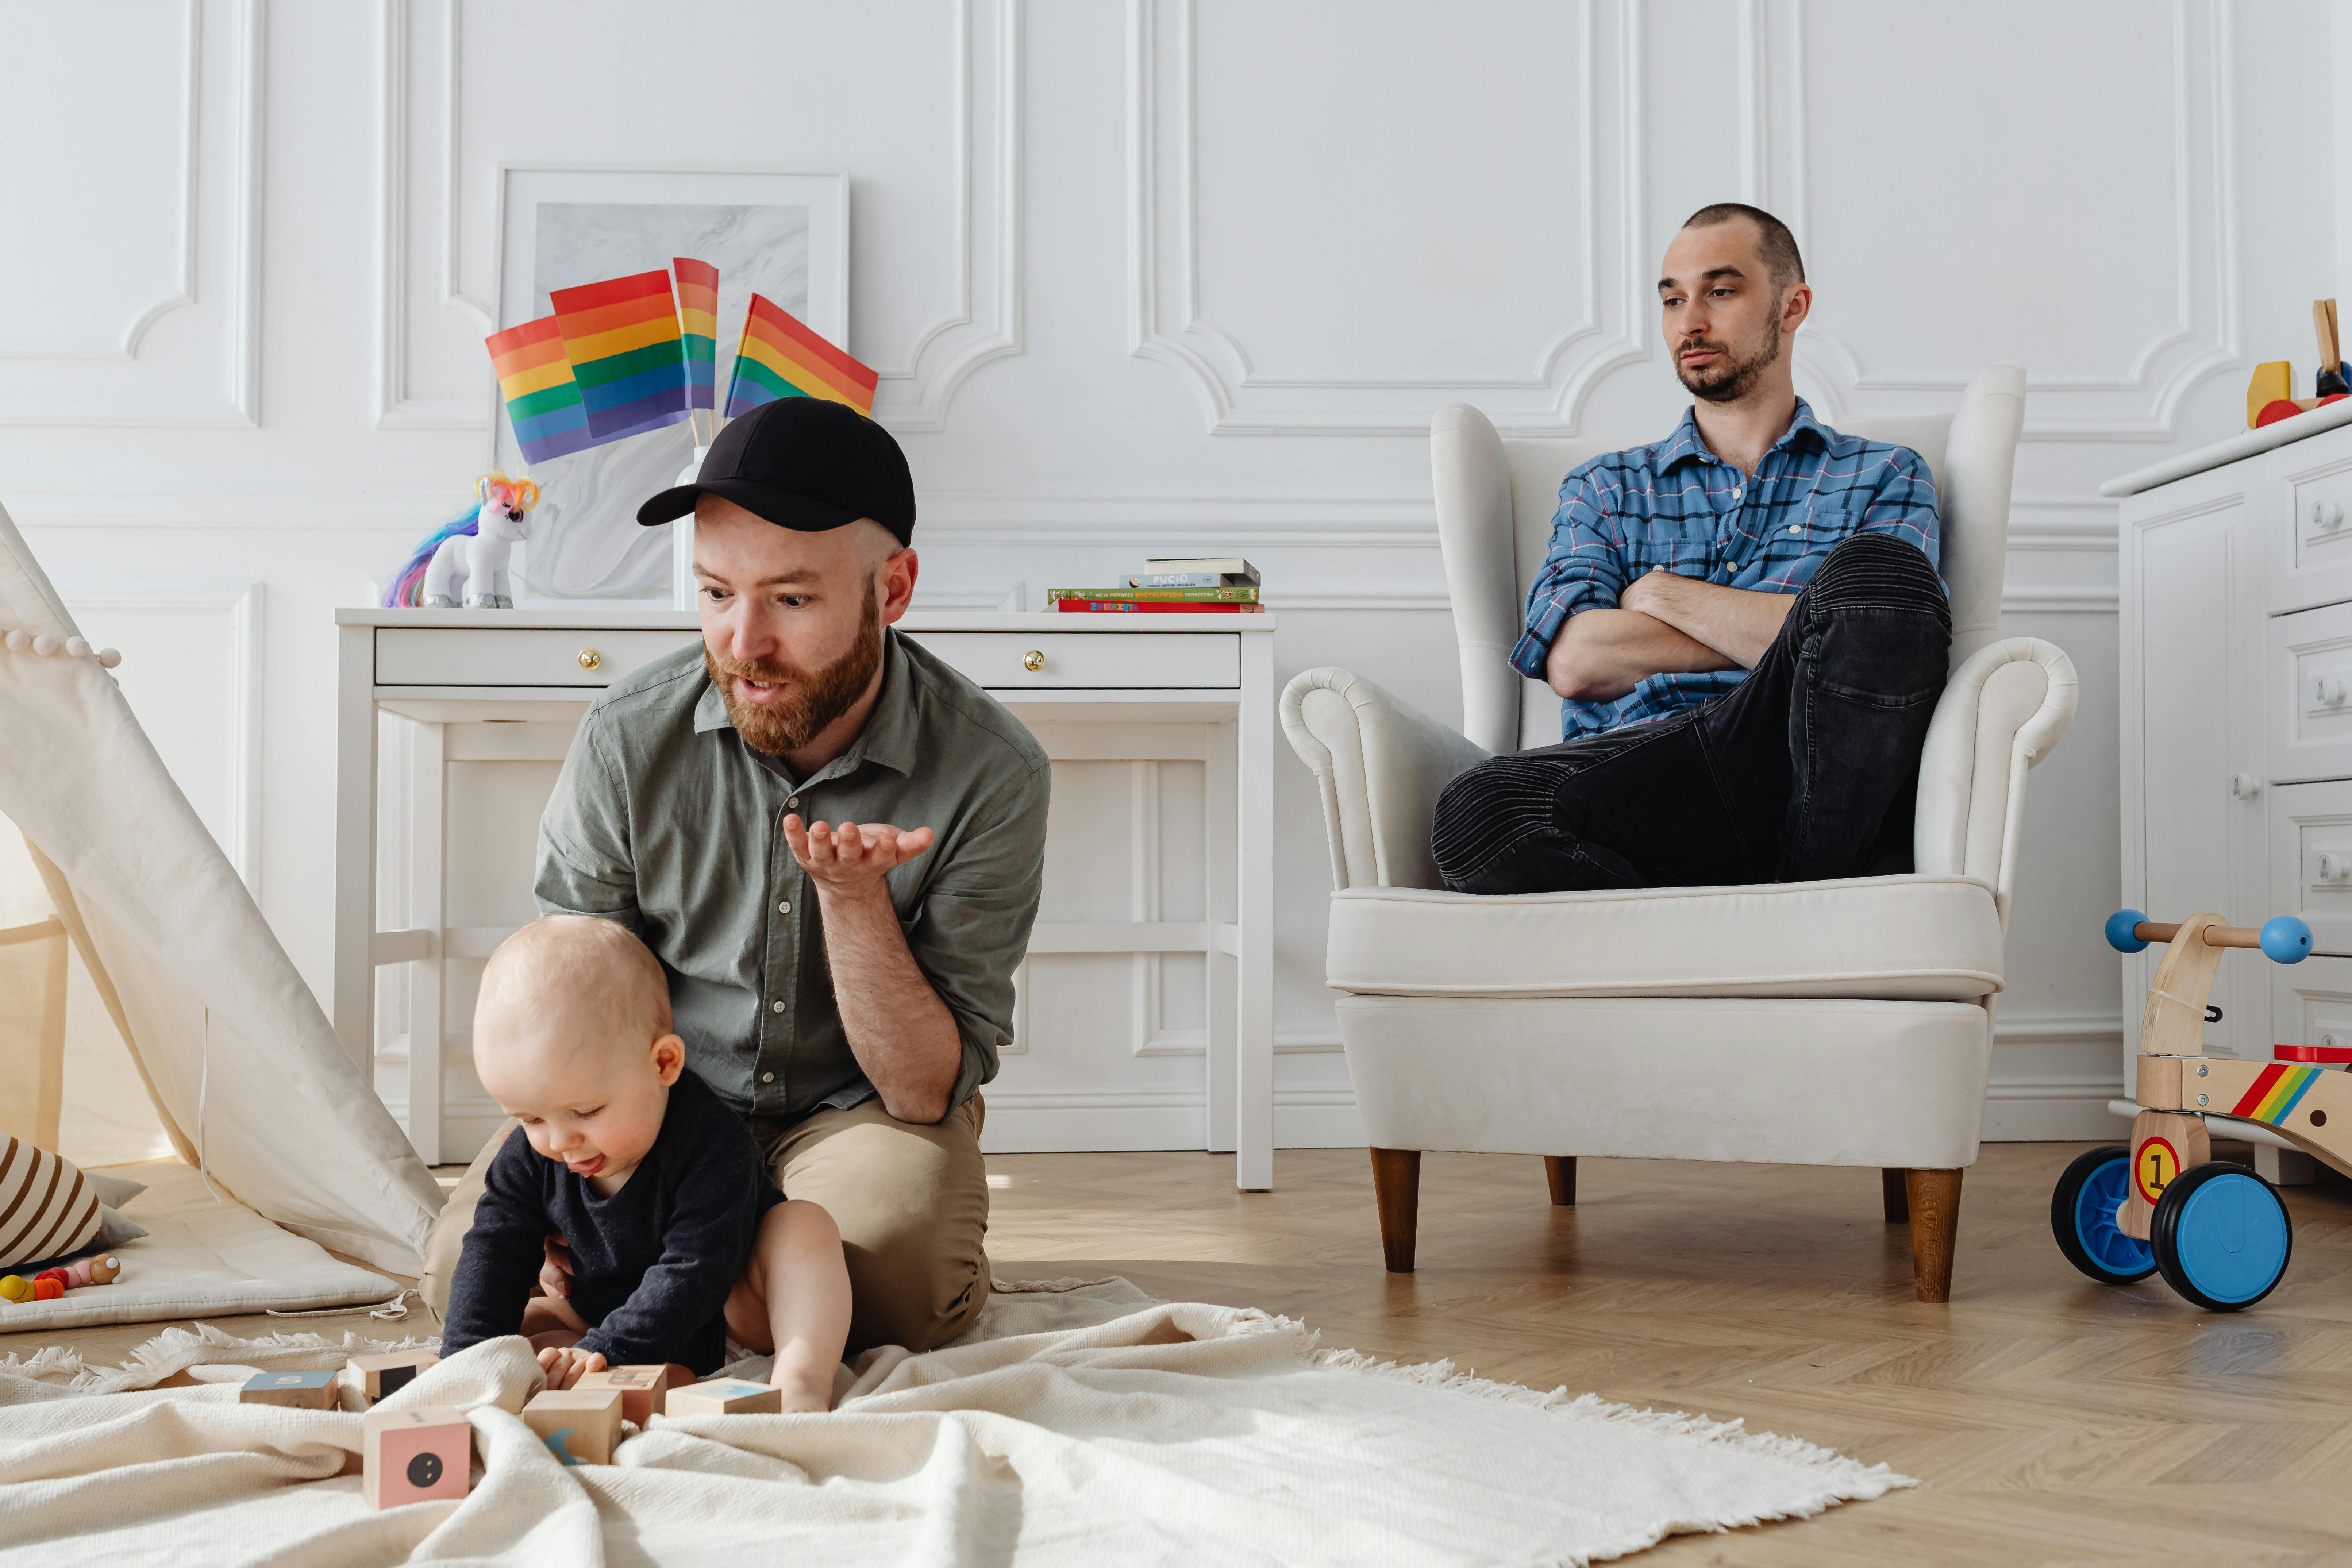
[1048,557,1262,614]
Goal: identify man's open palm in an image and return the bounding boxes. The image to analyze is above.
[785,816,936,891]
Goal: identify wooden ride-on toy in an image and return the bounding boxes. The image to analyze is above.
[2051,909,2343,1311]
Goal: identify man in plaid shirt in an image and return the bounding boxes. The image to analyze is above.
[1431,203,1953,895]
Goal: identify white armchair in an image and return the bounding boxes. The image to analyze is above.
[1281,365,2079,1301]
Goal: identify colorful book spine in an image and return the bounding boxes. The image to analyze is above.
[672,257,720,412]
[1052,599,1263,614]
[485,316,594,464]
[1050,586,1260,603]
[725,294,879,417]
[1132,572,1236,588]
[548,269,691,440]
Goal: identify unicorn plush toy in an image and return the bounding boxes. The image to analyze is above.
[415,474,539,609]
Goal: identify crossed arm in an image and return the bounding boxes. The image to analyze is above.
[1544,569,1796,702]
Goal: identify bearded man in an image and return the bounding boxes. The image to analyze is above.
[1430,202,1952,895]
[420,398,1048,1355]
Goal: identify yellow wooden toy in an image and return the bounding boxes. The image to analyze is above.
[2248,360,2294,428]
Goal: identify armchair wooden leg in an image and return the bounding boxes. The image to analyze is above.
[1882,1167,1909,1224]
[1903,1168,1963,1302]
[1369,1148,1422,1273]
[1543,1156,1576,1206]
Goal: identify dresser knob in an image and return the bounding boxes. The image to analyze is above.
[1022,649,1045,673]
[2315,499,2345,532]
[2320,852,2350,883]
[2317,674,2347,708]
[2229,773,2262,801]
[578,648,603,671]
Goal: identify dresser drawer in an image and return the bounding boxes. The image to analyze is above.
[2271,956,2352,1056]
[2264,601,2352,783]
[2267,437,2352,615]
[375,628,699,687]
[2267,780,2352,958]
[903,631,1239,689]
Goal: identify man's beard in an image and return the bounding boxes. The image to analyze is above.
[1674,305,1783,403]
[706,590,884,756]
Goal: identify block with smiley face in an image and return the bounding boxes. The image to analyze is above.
[363,1406,472,1509]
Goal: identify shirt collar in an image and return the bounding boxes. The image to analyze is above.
[693,625,919,781]
[1657,396,1828,473]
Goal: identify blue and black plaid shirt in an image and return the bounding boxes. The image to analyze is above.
[1510,398,1941,740]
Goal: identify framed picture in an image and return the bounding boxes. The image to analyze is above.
[492,167,849,599]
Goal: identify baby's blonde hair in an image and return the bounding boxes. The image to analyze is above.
[475,916,673,1062]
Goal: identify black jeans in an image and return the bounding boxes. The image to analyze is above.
[1431,533,1952,894]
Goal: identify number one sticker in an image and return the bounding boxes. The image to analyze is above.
[2134,1136,2182,1205]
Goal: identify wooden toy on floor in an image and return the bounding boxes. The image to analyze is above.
[2052,909,2349,1310]
[523,1387,625,1465]
[574,1364,671,1425]
[1,1253,120,1302]
[349,1349,439,1403]
[665,1378,783,1417]
[238,1368,341,1410]
[363,1406,473,1509]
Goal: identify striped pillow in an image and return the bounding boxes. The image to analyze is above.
[0,1135,103,1270]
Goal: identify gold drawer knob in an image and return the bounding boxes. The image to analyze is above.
[1022,649,1045,673]
[578,647,603,671]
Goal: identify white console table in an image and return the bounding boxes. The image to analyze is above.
[333,607,1280,1189]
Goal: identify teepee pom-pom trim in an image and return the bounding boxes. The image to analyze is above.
[1,628,119,666]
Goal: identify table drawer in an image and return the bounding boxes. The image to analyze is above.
[375,628,699,687]
[904,631,1239,689]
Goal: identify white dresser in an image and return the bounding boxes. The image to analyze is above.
[2111,404,2352,1135]
[332,607,1281,1189]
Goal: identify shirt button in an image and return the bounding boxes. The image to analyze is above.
[1732,485,1744,501]
[778,900,792,915]
[1788,524,1802,535]
[761,1072,774,1084]
[771,999,785,1014]
[787,797,800,810]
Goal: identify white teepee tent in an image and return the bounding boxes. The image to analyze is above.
[0,500,441,1274]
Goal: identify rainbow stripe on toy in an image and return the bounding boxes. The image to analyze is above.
[2230,1063,2325,1125]
[486,316,594,465]
[723,293,877,418]
[673,258,719,412]
[549,269,691,440]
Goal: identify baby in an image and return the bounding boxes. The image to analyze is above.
[439,916,850,1412]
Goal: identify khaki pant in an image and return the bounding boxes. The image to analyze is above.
[419,1095,990,1357]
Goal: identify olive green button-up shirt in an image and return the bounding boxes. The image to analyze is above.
[533,628,1050,1122]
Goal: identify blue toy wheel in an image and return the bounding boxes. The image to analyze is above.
[2048,1145,2156,1284]
[2105,910,2150,953]
[2260,916,2313,964]
[2150,1163,2293,1311]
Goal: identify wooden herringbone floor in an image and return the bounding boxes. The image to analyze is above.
[986,1143,2352,1566]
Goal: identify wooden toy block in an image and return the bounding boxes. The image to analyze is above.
[574,1364,670,1425]
[363,1405,473,1509]
[523,1387,625,1465]
[664,1378,782,1417]
[239,1368,341,1410]
[348,1349,439,1404]
[2249,360,2294,427]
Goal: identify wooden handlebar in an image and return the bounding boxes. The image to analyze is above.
[2134,921,2264,949]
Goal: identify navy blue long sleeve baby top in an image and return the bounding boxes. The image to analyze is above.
[440,1068,785,1373]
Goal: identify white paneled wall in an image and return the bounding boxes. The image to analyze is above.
[4,0,2344,1147]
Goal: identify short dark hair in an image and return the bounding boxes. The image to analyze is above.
[1681,203,1805,291]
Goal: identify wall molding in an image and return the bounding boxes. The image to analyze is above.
[1775,0,2241,441]
[1128,0,1648,436]
[373,0,491,430]
[50,578,265,894]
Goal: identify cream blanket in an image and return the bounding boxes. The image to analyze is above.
[0,1279,1910,1566]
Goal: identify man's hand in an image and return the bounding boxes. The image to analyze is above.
[538,1344,607,1390]
[784,817,936,893]
[540,1234,573,1299]
[1620,567,1795,670]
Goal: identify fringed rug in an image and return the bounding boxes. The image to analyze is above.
[0,1277,1912,1566]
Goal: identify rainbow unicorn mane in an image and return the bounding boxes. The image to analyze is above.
[382,507,481,608]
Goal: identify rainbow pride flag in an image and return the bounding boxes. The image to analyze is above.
[724,294,878,419]
[549,269,690,440]
[485,316,593,464]
[673,258,719,412]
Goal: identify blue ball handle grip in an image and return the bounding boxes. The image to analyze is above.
[2105,909,2312,964]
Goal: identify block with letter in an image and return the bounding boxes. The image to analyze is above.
[238,1368,340,1410]
[523,1387,626,1465]
[363,1406,473,1509]
[349,1350,440,1404]
[665,1377,782,1417]
[574,1364,671,1425]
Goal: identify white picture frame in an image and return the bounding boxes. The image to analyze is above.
[489,166,850,600]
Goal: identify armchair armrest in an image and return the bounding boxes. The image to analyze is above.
[1913,636,2079,931]
[1282,668,1491,891]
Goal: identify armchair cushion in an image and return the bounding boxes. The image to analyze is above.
[1325,873,2004,1002]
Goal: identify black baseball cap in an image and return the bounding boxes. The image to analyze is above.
[636,397,917,545]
